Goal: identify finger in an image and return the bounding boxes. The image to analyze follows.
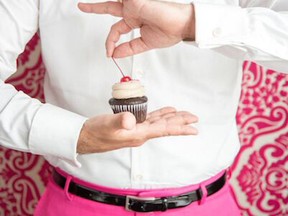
[145,112,198,138]
[146,109,198,124]
[112,37,151,58]
[166,125,198,136]
[112,112,136,130]
[78,2,123,17]
[146,107,176,119]
[106,19,132,57]
[165,112,198,126]
[167,112,199,135]
[144,122,197,140]
[146,112,177,124]
[170,111,198,124]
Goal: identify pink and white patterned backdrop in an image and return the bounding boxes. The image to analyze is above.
[0,34,287,216]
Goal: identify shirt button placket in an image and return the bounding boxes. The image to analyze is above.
[212,27,222,38]
[130,56,145,187]
[130,147,143,187]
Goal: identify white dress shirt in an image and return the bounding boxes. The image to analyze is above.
[0,0,287,189]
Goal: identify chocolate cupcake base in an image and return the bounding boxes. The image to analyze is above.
[109,96,148,123]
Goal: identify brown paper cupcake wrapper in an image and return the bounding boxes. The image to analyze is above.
[110,102,147,123]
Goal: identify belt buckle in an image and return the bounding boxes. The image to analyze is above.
[125,195,156,212]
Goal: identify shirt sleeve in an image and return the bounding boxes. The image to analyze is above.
[193,0,288,73]
[0,0,87,167]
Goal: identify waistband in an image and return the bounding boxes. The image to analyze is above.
[52,168,227,213]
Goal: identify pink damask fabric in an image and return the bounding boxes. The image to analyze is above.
[0,34,287,216]
[231,62,288,216]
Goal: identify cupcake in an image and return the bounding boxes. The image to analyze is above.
[109,76,148,123]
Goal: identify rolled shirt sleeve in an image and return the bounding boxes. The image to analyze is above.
[193,1,288,72]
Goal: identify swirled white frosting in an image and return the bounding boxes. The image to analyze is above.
[112,80,145,99]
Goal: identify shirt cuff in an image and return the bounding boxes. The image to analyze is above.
[28,103,88,167]
[194,2,248,48]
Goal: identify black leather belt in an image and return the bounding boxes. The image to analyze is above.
[52,170,226,213]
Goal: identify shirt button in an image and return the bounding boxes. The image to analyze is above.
[212,27,222,37]
[133,174,143,181]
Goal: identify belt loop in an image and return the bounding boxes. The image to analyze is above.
[64,175,73,201]
[199,183,207,205]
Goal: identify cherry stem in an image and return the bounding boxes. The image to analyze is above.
[112,57,125,77]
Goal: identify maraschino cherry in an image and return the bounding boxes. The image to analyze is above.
[112,57,132,83]
[120,76,132,82]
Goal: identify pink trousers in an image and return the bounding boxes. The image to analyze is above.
[34,169,241,216]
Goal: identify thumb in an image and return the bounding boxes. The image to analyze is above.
[114,112,136,130]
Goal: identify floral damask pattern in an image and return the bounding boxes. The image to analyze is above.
[0,149,52,216]
[231,62,288,216]
[7,35,46,102]
[0,35,51,216]
[0,34,287,216]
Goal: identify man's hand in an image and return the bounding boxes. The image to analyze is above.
[77,107,198,154]
[78,0,195,58]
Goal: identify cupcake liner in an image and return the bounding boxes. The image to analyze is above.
[110,102,147,123]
